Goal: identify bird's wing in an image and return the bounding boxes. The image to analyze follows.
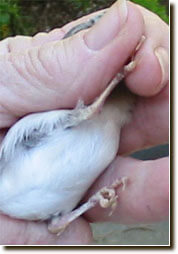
[0,109,69,161]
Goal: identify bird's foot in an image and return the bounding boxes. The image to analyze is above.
[48,177,128,235]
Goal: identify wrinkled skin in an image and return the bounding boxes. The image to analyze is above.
[0,0,168,245]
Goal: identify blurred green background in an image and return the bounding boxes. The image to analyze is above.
[0,0,169,40]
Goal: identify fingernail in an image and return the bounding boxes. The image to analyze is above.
[84,0,128,50]
[154,47,169,87]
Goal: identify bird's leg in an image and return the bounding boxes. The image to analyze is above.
[61,12,145,129]
[48,177,128,235]
[62,60,136,129]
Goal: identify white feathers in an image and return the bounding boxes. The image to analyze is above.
[0,92,132,221]
[0,12,136,224]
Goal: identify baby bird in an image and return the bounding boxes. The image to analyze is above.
[0,13,138,235]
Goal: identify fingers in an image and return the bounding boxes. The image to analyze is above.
[118,4,169,154]
[84,156,169,224]
[0,0,144,128]
[119,83,169,154]
[0,215,92,245]
[125,3,169,96]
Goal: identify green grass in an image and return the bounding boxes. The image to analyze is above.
[0,0,169,40]
[131,0,169,23]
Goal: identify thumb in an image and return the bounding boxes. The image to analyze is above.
[0,0,143,128]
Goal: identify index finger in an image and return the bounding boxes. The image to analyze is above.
[84,156,169,224]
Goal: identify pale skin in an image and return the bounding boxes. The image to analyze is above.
[0,0,169,245]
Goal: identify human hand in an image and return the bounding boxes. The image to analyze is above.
[84,3,169,225]
[0,0,168,245]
